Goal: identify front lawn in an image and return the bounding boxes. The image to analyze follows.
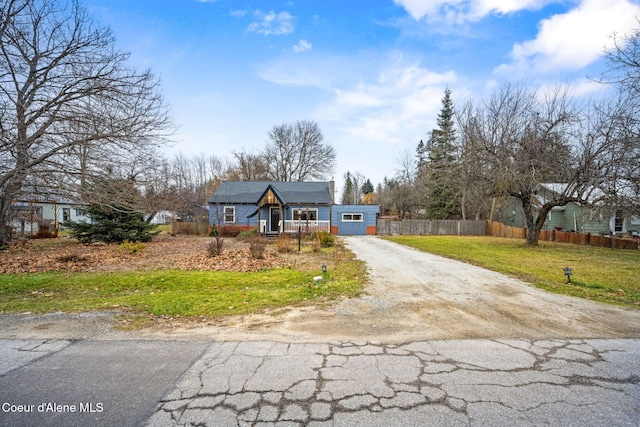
[385,235,640,308]
[0,238,366,323]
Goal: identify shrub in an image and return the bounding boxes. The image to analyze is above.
[237,228,259,241]
[207,238,224,257]
[275,234,294,253]
[248,235,268,259]
[317,231,335,248]
[209,224,218,237]
[31,220,56,239]
[116,240,146,255]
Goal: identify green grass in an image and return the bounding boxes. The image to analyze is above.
[385,236,640,308]
[0,249,365,321]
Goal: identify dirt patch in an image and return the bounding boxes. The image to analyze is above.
[1,236,639,343]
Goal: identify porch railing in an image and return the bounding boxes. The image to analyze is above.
[283,220,330,233]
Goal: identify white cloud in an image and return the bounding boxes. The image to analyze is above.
[293,39,312,53]
[230,10,247,18]
[393,0,554,23]
[247,10,294,36]
[256,52,459,184]
[313,59,457,145]
[495,0,640,77]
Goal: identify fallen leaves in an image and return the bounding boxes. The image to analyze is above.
[0,235,288,274]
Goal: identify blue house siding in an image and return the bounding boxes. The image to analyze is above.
[332,205,379,236]
[209,204,258,227]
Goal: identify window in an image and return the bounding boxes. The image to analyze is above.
[293,209,317,221]
[63,208,70,222]
[76,209,86,217]
[342,213,363,222]
[224,206,235,223]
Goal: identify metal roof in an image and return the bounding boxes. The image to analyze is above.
[208,181,332,205]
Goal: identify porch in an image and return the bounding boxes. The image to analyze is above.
[259,219,330,234]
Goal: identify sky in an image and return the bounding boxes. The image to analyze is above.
[86,0,640,193]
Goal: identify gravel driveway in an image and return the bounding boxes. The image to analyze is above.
[142,236,640,342]
[2,236,639,342]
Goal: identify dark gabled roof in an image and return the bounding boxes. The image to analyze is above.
[208,181,332,205]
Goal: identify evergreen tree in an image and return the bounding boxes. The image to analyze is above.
[415,139,428,171]
[341,171,354,204]
[424,88,461,219]
[361,179,374,195]
[66,178,158,243]
[66,204,159,244]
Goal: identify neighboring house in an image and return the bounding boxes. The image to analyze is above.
[11,195,90,236]
[208,181,380,236]
[502,183,640,235]
[148,210,177,225]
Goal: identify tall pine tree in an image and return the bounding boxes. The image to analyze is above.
[422,88,461,219]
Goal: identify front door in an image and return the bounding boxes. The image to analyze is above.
[270,207,280,233]
[614,210,625,233]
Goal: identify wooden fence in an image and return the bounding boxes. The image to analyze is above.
[377,219,638,249]
[486,221,638,249]
[171,221,209,235]
[376,219,486,236]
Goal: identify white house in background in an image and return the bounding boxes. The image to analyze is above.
[148,210,177,224]
[11,195,90,236]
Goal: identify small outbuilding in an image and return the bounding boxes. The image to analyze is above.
[331,204,379,236]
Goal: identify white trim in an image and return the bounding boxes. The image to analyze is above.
[223,206,235,223]
[292,208,318,221]
[342,213,363,222]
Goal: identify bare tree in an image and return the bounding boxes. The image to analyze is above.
[341,171,366,204]
[600,22,640,99]
[231,149,269,181]
[599,23,640,216]
[457,84,585,244]
[0,0,171,246]
[457,82,639,244]
[161,153,224,221]
[264,120,336,181]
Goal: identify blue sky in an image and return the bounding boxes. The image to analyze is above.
[86,0,640,191]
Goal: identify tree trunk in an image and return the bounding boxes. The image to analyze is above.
[0,193,15,247]
[0,172,24,247]
[519,195,541,245]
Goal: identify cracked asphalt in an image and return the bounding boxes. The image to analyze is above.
[0,338,638,426]
[146,339,640,427]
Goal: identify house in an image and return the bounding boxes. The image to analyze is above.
[11,195,90,236]
[208,181,380,236]
[502,183,640,235]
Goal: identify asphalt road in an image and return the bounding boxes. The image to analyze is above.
[0,338,638,426]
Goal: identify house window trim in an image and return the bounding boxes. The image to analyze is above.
[342,213,364,222]
[292,208,318,221]
[224,206,236,224]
